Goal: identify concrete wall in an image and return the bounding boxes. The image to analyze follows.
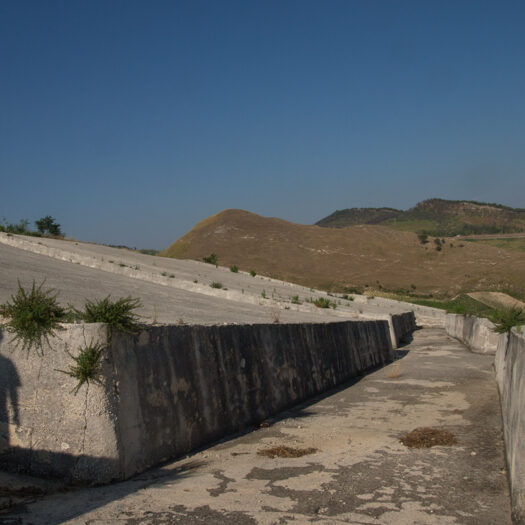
[445,313,500,354]
[0,323,120,482]
[355,295,446,327]
[391,312,417,346]
[0,318,401,483]
[445,313,525,522]
[495,328,525,524]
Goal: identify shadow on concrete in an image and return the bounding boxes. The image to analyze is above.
[0,327,21,452]
[2,454,206,524]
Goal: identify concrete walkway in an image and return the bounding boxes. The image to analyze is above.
[2,328,510,524]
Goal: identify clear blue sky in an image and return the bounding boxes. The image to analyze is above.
[1,0,524,249]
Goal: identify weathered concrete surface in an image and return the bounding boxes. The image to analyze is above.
[0,233,444,329]
[0,323,120,483]
[0,319,395,483]
[495,328,525,524]
[4,328,510,524]
[0,241,334,326]
[446,313,500,354]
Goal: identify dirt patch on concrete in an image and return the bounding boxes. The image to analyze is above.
[400,427,458,448]
[257,446,318,458]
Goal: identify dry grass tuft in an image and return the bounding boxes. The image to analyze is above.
[270,309,281,324]
[400,427,458,448]
[257,445,318,458]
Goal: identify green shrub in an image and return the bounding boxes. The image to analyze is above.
[417,233,429,244]
[261,289,267,299]
[0,218,31,235]
[57,341,106,393]
[250,270,257,277]
[79,296,142,333]
[210,282,223,289]
[314,297,331,309]
[344,286,363,294]
[203,253,218,265]
[490,307,525,334]
[35,216,62,237]
[0,280,67,352]
[291,295,301,304]
[230,265,239,273]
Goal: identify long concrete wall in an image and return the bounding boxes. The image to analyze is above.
[445,313,525,523]
[445,313,500,354]
[0,317,404,483]
[495,328,525,524]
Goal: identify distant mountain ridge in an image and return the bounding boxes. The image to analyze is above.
[316,198,525,236]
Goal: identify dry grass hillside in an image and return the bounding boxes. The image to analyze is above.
[162,209,525,297]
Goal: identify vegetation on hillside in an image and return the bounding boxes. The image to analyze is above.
[490,307,525,334]
[464,237,525,253]
[316,207,402,228]
[316,198,525,237]
[404,294,496,318]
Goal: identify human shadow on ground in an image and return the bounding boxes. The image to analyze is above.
[0,327,21,451]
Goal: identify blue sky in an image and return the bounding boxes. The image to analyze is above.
[1,0,524,249]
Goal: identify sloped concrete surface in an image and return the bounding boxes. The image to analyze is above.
[0,233,443,327]
[4,329,511,524]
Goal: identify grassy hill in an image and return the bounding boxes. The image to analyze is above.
[162,209,525,298]
[317,198,525,236]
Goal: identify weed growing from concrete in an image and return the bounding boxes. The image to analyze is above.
[0,280,67,353]
[490,307,525,334]
[169,274,175,278]
[161,271,168,276]
[261,290,267,299]
[230,265,239,273]
[314,297,332,309]
[290,295,301,304]
[57,341,106,393]
[79,296,142,333]
[250,270,256,277]
[210,282,223,289]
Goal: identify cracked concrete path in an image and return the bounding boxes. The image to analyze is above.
[2,328,510,524]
